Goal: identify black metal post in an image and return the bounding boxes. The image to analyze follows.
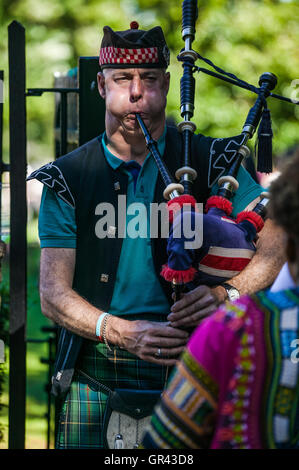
[60,91,68,156]
[8,21,27,449]
[78,57,106,146]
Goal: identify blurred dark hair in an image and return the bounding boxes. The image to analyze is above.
[269,148,299,240]
[275,144,299,171]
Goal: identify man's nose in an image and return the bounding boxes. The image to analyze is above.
[130,77,143,102]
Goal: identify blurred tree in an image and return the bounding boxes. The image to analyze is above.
[134,0,299,156]
[0,0,298,164]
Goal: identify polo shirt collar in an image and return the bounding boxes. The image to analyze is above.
[101,126,167,170]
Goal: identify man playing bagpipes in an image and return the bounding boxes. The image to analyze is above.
[28,22,285,448]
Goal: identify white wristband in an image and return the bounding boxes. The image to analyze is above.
[96,312,108,338]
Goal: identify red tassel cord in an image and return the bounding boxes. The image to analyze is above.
[205,195,233,216]
[236,210,264,233]
[167,195,197,224]
[161,265,197,284]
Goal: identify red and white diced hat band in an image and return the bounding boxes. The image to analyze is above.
[99,21,170,69]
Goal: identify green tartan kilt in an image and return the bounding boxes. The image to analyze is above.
[56,336,169,449]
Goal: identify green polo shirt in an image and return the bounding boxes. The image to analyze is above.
[100,131,171,316]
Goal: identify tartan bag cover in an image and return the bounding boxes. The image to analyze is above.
[165,207,256,287]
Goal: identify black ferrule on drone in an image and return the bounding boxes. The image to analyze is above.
[176,0,199,195]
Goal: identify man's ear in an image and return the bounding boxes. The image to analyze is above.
[164,71,170,95]
[97,72,106,99]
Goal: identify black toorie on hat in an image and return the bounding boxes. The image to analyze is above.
[99,21,170,69]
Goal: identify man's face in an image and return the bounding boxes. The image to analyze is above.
[97,68,170,135]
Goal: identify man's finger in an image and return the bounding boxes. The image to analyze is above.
[148,345,186,358]
[170,285,211,312]
[141,346,186,365]
[169,304,216,327]
[149,324,189,339]
[168,293,216,322]
[143,335,189,354]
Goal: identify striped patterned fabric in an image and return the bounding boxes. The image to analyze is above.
[141,287,299,449]
[141,352,218,449]
[198,246,254,280]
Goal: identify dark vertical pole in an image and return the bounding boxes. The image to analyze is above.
[60,92,67,156]
[78,57,106,146]
[46,337,53,449]
[8,21,27,449]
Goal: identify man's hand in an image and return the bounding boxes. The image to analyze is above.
[167,285,221,328]
[107,318,189,366]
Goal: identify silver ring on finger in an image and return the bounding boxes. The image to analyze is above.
[155,348,162,357]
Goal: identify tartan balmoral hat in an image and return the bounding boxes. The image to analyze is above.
[99,21,170,69]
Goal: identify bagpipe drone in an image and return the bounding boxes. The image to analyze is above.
[136,0,299,301]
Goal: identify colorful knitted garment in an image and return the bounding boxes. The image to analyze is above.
[141,288,299,449]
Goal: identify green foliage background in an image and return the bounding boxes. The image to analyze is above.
[0,0,298,448]
[0,0,298,168]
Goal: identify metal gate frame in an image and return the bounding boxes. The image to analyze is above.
[5,20,105,449]
[8,20,27,450]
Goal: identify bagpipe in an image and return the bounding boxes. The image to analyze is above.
[136,0,299,301]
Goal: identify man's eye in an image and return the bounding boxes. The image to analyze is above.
[145,76,156,82]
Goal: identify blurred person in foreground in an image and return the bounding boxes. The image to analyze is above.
[141,151,299,449]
